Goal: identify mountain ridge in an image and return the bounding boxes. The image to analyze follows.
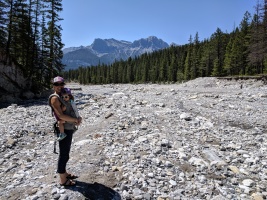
[62,36,169,70]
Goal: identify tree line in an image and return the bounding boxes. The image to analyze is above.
[0,0,64,92]
[1,1,267,89]
[63,1,267,85]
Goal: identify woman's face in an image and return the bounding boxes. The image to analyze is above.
[53,82,65,93]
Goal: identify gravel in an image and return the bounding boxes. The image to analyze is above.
[0,77,266,200]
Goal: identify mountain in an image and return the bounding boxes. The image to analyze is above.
[62,36,169,70]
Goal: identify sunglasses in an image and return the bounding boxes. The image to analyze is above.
[63,95,69,99]
[53,82,65,86]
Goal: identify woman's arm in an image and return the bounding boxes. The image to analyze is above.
[51,96,78,123]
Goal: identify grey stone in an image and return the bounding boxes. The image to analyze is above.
[0,78,267,199]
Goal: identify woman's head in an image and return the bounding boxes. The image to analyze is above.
[53,76,65,94]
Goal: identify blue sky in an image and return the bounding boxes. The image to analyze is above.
[60,0,256,48]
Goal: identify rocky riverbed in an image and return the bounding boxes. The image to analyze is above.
[0,77,267,200]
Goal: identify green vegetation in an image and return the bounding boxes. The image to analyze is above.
[0,0,64,92]
[1,1,267,91]
[63,1,267,84]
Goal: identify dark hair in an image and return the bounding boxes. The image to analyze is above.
[69,94,74,101]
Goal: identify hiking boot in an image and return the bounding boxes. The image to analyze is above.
[57,133,67,141]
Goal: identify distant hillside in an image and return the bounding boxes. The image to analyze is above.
[62,36,169,70]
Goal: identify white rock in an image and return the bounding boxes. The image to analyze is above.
[169,179,177,186]
[242,179,255,187]
[74,139,91,146]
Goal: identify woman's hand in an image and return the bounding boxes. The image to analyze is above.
[73,117,82,125]
[77,117,82,125]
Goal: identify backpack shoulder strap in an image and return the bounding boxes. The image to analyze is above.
[48,93,66,116]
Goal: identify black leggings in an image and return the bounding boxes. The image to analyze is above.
[57,129,74,174]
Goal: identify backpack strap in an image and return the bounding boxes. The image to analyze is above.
[53,122,60,154]
[48,93,66,116]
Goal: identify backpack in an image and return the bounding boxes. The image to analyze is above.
[48,93,66,154]
[48,93,66,117]
[53,122,60,154]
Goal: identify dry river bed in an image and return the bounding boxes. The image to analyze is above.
[0,77,267,200]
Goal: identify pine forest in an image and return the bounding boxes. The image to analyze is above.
[1,0,267,91]
[0,0,64,92]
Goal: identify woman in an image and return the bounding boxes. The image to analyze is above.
[49,76,82,186]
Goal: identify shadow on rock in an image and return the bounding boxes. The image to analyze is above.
[69,181,122,200]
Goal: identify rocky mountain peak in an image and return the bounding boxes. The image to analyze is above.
[132,36,168,49]
[91,38,114,53]
[62,36,169,70]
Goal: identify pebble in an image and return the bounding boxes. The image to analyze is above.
[0,78,267,199]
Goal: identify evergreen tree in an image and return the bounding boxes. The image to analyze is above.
[12,0,34,75]
[248,1,265,73]
[176,45,186,81]
[40,11,50,85]
[212,58,220,76]
[43,0,64,80]
[29,0,42,83]
[4,0,15,64]
[210,28,228,76]
[141,54,149,82]
[223,36,234,75]
[126,57,134,83]
[261,0,267,72]
[0,0,8,52]
[230,29,243,75]
[184,35,193,80]
[239,11,251,75]
[191,32,200,79]
[159,54,168,82]
[168,51,177,82]
[199,40,212,77]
